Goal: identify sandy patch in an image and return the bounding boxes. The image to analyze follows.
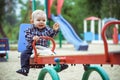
[0,43,120,80]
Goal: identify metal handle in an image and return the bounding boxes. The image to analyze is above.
[101,21,120,62]
[32,36,56,62]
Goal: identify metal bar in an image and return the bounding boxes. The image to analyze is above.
[101,21,120,62]
[30,53,120,65]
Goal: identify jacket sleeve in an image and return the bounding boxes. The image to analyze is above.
[46,27,59,37]
[25,27,35,49]
[25,28,34,44]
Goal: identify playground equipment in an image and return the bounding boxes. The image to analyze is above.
[18,0,120,79]
[0,38,9,61]
[84,16,102,42]
[102,18,119,44]
[26,21,120,80]
[52,14,88,50]
[113,26,118,44]
[46,0,88,50]
[30,21,120,64]
[28,0,88,50]
[18,24,31,52]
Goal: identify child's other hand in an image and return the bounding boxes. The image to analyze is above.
[33,36,39,41]
[53,23,59,31]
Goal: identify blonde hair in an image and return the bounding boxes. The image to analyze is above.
[32,10,47,20]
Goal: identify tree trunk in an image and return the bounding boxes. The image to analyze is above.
[0,23,7,38]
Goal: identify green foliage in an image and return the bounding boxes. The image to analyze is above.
[3,23,19,40]
[1,0,120,42]
[0,0,18,38]
[18,0,44,23]
[62,0,88,35]
[85,0,102,17]
[0,0,5,21]
[101,0,120,19]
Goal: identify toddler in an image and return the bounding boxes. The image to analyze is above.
[16,10,68,76]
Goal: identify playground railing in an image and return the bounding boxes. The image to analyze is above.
[101,21,120,62]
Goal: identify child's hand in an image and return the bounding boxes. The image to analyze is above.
[53,23,59,31]
[33,36,39,41]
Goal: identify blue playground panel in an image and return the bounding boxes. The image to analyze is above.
[95,34,98,40]
[0,38,9,51]
[0,38,9,61]
[84,32,93,41]
[119,34,120,40]
[18,24,32,52]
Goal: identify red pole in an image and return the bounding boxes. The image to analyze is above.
[113,26,118,44]
[57,0,64,15]
[48,0,54,19]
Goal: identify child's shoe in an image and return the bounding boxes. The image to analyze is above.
[60,64,68,71]
[16,68,28,76]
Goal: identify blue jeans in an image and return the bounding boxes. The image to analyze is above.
[20,49,32,72]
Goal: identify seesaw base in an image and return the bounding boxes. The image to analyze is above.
[30,52,120,66]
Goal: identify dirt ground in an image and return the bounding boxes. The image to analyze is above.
[0,43,120,80]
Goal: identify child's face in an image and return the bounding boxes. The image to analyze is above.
[33,15,46,29]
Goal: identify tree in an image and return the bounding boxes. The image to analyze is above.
[85,0,102,18]
[101,0,120,19]
[101,0,120,38]
[62,0,87,35]
[18,0,44,23]
[0,0,17,38]
[0,0,6,37]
